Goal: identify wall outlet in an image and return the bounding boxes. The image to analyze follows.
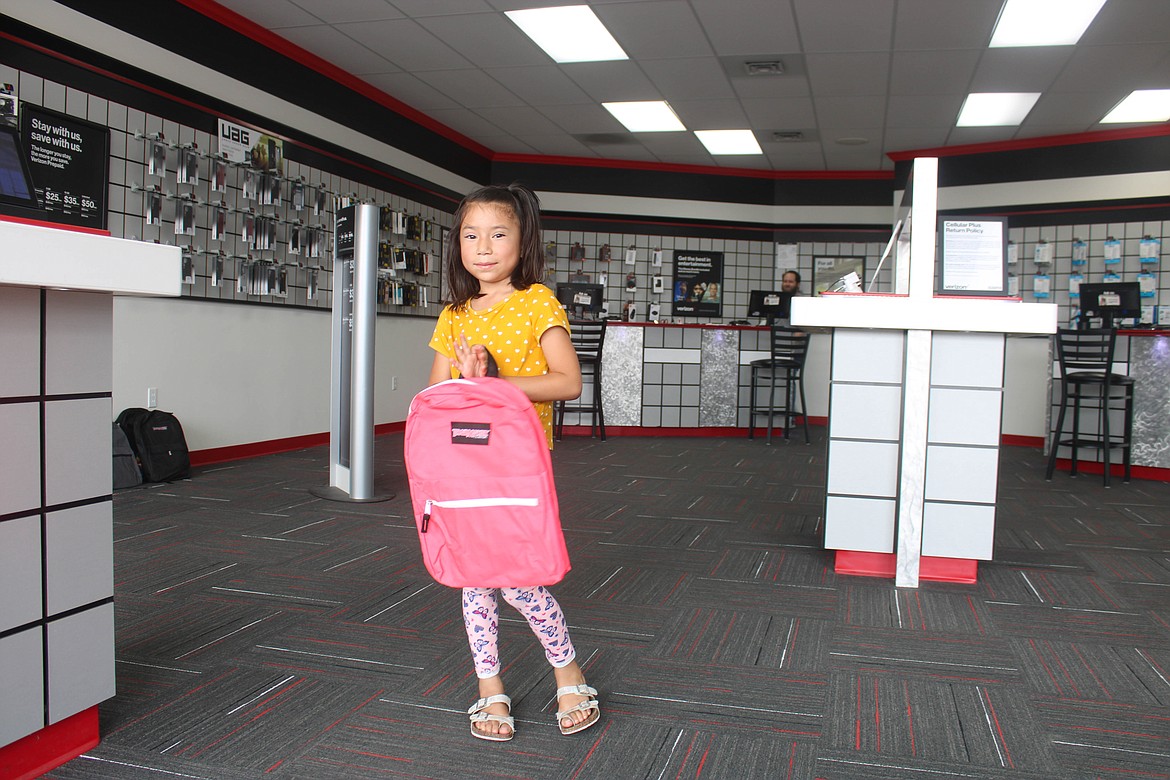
[147,387,157,408]
[391,376,398,391]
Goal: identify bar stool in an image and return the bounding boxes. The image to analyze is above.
[748,326,811,444]
[1045,328,1134,486]
[555,319,606,440]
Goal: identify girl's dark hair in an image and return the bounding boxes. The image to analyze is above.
[444,183,546,309]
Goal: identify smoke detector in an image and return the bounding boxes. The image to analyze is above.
[744,60,784,76]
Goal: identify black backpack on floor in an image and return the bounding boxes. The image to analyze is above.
[116,408,190,482]
[112,421,143,489]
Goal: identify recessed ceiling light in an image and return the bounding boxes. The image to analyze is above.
[989,0,1106,47]
[956,92,1041,126]
[505,6,627,64]
[695,129,763,155]
[602,101,686,132]
[1101,89,1170,123]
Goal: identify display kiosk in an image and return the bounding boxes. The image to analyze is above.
[0,217,179,778]
[791,159,1057,588]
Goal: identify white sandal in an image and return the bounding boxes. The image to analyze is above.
[555,684,600,735]
[468,693,514,742]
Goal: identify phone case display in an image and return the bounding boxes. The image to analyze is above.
[375,206,441,309]
[1103,237,1122,265]
[1140,236,1161,264]
[1071,238,1087,266]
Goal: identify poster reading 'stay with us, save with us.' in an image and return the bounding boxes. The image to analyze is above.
[21,105,109,230]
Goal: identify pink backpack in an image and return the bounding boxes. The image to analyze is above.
[404,377,571,588]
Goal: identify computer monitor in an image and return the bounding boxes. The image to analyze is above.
[556,282,604,319]
[1078,281,1141,329]
[0,126,39,209]
[747,289,792,324]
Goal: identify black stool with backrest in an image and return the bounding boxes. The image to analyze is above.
[1045,327,1134,486]
[555,319,606,441]
[748,325,811,444]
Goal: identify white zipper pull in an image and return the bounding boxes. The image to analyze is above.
[422,499,433,533]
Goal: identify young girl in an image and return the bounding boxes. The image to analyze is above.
[427,183,600,742]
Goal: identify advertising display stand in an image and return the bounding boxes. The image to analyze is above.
[791,159,1057,588]
[311,204,392,503]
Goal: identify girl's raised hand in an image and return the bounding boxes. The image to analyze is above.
[453,332,489,378]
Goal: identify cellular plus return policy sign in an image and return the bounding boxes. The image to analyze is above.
[21,105,109,230]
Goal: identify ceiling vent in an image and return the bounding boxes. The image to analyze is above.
[744,60,784,76]
[771,131,805,142]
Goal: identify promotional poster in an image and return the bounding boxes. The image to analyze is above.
[671,249,723,317]
[20,105,109,229]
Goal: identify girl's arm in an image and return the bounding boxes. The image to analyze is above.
[428,351,453,386]
[505,325,582,403]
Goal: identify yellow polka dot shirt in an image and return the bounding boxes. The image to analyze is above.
[429,283,570,448]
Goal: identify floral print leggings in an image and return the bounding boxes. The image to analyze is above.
[462,586,576,678]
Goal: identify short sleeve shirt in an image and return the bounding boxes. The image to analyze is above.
[429,283,570,448]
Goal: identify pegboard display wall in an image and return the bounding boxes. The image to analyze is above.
[1006,222,1167,327]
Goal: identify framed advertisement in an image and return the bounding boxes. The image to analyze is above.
[671,249,723,317]
[937,216,1009,296]
[20,105,109,230]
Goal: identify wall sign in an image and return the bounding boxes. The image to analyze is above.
[937,217,1009,296]
[671,249,723,317]
[20,105,109,230]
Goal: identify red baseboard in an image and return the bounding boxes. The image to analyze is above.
[0,707,99,780]
[1001,434,1044,448]
[834,551,979,584]
[189,422,406,467]
[1050,457,1170,483]
[558,418,828,439]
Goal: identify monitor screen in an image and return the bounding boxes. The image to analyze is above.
[556,282,605,318]
[747,289,792,323]
[0,126,39,208]
[1078,281,1141,326]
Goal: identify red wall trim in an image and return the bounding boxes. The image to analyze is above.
[1050,458,1170,483]
[0,706,99,780]
[0,214,110,236]
[834,551,979,584]
[1001,434,1044,448]
[188,422,406,467]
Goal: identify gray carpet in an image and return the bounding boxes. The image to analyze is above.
[44,432,1170,779]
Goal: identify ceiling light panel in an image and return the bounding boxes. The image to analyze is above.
[956,92,1041,126]
[505,6,627,64]
[695,129,763,155]
[603,101,686,132]
[1101,89,1170,123]
[989,0,1106,47]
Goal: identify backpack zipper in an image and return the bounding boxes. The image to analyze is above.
[421,497,539,533]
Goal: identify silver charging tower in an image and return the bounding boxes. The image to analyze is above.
[311,203,392,502]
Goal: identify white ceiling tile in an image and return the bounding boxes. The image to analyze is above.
[1049,44,1170,93]
[739,97,816,127]
[424,107,507,137]
[637,132,709,155]
[272,24,398,75]
[794,0,895,53]
[805,52,889,97]
[1082,0,1170,45]
[472,105,563,136]
[362,72,461,110]
[334,18,472,70]
[969,48,1074,92]
[1023,92,1118,128]
[814,96,888,128]
[886,94,964,127]
[484,67,594,106]
[390,0,494,17]
[822,144,887,171]
[730,72,812,100]
[688,0,801,56]
[412,69,523,108]
[415,13,548,68]
[889,51,981,96]
[594,1,713,60]
[538,104,628,135]
[670,99,749,130]
[561,61,661,102]
[289,0,402,24]
[892,0,1002,50]
[883,126,953,154]
[640,58,735,101]
[509,134,596,157]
